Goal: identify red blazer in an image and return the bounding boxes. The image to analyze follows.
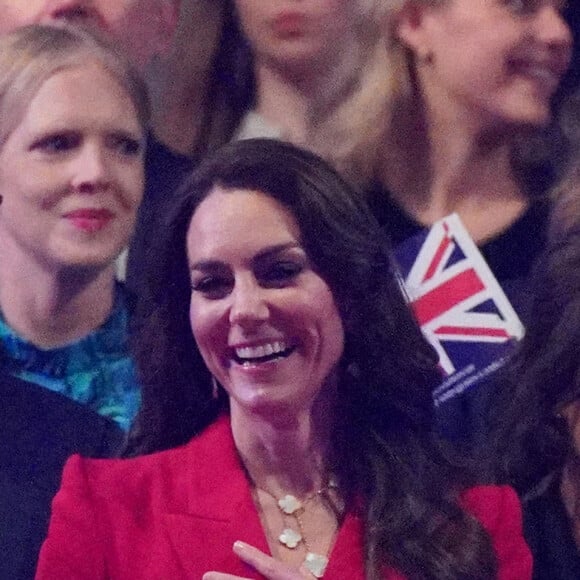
[36,416,531,579]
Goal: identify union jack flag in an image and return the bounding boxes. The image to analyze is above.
[394,214,524,405]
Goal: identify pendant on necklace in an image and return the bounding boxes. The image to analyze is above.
[279,528,302,549]
[304,552,329,578]
[278,494,302,514]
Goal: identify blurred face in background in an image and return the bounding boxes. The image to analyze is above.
[0,62,145,271]
[234,0,379,73]
[0,0,180,68]
[396,0,573,130]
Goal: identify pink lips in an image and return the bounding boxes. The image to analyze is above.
[64,208,113,233]
[272,12,306,36]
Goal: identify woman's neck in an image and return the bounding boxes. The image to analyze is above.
[382,99,529,243]
[254,48,361,146]
[0,250,116,349]
[230,398,335,499]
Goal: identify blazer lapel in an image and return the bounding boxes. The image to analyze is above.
[162,417,270,578]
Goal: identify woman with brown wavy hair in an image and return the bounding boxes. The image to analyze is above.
[38,139,530,579]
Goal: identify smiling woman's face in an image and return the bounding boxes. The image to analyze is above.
[0,61,144,271]
[396,0,573,128]
[186,186,345,418]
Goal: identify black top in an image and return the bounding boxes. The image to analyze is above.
[524,479,580,580]
[368,186,552,325]
[126,135,196,298]
[367,185,552,446]
[0,372,124,579]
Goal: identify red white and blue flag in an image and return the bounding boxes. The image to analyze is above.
[394,214,524,406]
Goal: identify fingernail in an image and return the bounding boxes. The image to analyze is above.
[233,540,247,552]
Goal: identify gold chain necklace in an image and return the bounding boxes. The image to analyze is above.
[254,480,340,578]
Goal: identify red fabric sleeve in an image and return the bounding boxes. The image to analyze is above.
[461,485,532,580]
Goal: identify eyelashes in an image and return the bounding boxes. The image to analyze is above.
[29,131,143,157]
[191,260,307,300]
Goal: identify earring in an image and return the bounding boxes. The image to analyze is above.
[211,376,220,399]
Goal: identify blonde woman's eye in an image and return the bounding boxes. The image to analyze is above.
[108,133,143,156]
[31,132,80,153]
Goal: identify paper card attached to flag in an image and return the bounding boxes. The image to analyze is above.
[394,214,524,407]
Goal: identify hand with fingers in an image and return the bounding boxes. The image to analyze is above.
[202,541,314,580]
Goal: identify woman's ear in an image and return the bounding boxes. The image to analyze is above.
[393,1,433,59]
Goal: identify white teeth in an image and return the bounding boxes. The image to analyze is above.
[235,341,287,360]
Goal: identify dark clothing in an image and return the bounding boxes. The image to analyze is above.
[369,187,551,325]
[368,185,552,446]
[126,135,195,298]
[0,373,124,580]
[523,480,580,580]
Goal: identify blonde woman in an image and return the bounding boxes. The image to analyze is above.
[0,24,148,577]
[375,0,572,295]
[368,0,573,445]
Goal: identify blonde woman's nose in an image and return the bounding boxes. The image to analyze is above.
[70,144,112,194]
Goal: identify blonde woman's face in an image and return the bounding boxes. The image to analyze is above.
[234,0,374,69]
[398,0,573,128]
[0,0,179,68]
[0,62,144,271]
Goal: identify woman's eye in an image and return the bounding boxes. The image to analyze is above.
[107,134,143,157]
[502,0,556,14]
[262,261,303,286]
[31,132,80,154]
[502,0,529,12]
[191,276,231,299]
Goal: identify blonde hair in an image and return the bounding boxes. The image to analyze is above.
[0,24,150,149]
[306,0,396,186]
[198,0,397,188]
[379,0,568,197]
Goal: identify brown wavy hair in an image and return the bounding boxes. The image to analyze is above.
[128,139,497,579]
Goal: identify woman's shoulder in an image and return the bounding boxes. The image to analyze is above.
[62,416,234,502]
[460,484,522,527]
[461,485,533,579]
[62,440,193,499]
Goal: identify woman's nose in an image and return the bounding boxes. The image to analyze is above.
[45,1,95,24]
[70,144,112,194]
[229,282,269,328]
[535,6,573,56]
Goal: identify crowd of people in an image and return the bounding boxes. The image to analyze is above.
[0,1,578,579]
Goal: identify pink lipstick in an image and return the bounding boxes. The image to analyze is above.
[65,208,113,233]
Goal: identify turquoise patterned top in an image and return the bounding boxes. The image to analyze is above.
[0,286,140,431]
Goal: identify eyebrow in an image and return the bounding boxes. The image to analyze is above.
[189,242,302,272]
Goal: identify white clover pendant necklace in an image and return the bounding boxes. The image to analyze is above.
[257,480,340,579]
